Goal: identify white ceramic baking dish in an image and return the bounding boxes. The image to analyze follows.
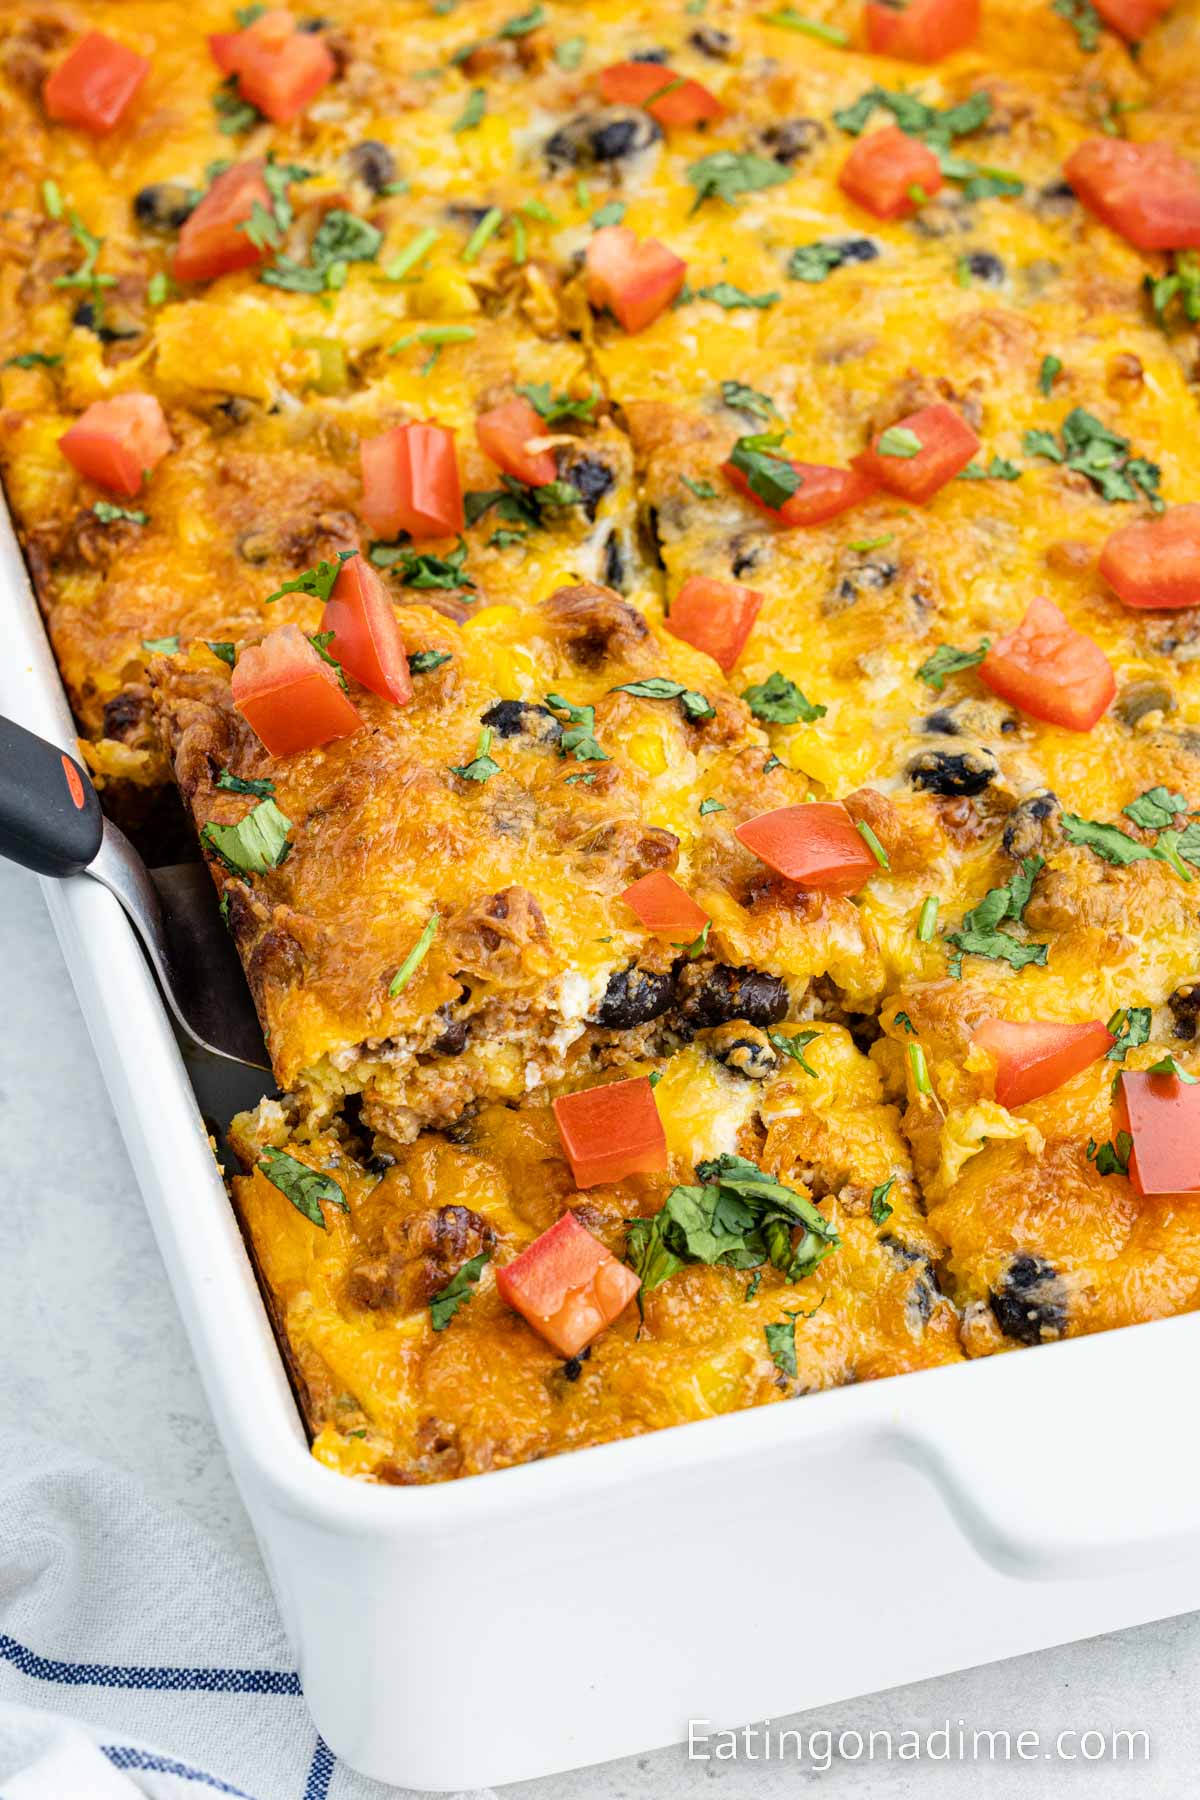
[5,496,1200,1791]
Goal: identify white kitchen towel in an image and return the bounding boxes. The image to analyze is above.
[0,1426,493,1800]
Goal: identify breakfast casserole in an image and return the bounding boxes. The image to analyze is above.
[4,0,1200,1481]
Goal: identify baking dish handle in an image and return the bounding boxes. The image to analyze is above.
[886,1319,1200,1577]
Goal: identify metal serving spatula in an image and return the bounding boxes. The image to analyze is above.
[0,714,268,1069]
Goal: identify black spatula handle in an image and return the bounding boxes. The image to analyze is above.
[0,715,103,877]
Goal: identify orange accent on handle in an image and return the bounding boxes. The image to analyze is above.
[61,755,85,810]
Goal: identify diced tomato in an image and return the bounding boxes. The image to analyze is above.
[43,30,149,134]
[864,0,980,58]
[979,596,1115,732]
[722,460,879,528]
[172,160,271,283]
[1064,139,1200,251]
[621,871,710,937]
[360,423,464,540]
[210,9,335,124]
[838,125,944,220]
[597,60,724,128]
[973,1018,1114,1110]
[666,575,762,673]
[474,397,556,487]
[1099,505,1200,611]
[585,225,688,334]
[552,1075,669,1189]
[231,623,362,758]
[855,403,980,503]
[1114,1069,1200,1196]
[1090,0,1172,38]
[735,802,878,895]
[497,1212,641,1358]
[319,555,412,707]
[58,393,171,498]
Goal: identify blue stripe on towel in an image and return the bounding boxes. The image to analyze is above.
[0,1634,302,1695]
[102,1745,258,1797]
[302,1737,336,1800]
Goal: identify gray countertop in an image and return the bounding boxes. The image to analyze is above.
[1,857,1194,1799]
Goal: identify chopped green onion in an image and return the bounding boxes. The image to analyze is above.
[511,212,527,265]
[461,206,503,264]
[760,8,849,43]
[520,198,557,223]
[389,324,477,353]
[388,912,439,998]
[908,1042,932,1096]
[43,178,63,219]
[917,895,939,942]
[384,226,439,281]
[856,820,890,869]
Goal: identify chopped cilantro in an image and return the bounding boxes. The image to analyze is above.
[870,1177,896,1225]
[742,671,826,724]
[696,282,781,309]
[768,1028,821,1077]
[675,919,712,960]
[787,238,874,282]
[1090,1130,1132,1178]
[624,1151,839,1303]
[212,77,262,136]
[765,1317,797,1377]
[216,768,275,798]
[1053,0,1102,49]
[206,641,237,667]
[430,1249,491,1330]
[257,1147,348,1230]
[699,797,726,816]
[450,724,501,782]
[388,912,439,998]
[1105,1006,1151,1062]
[515,381,599,424]
[894,1010,917,1034]
[372,537,474,590]
[465,474,581,532]
[1146,1055,1199,1083]
[545,694,608,761]
[591,201,626,229]
[1039,354,1063,396]
[4,351,62,370]
[744,1269,762,1302]
[1061,812,1165,867]
[408,650,453,674]
[687,150,791,211]
[946,856,1048,974]
[728,432,801,509]
[682,475,717,499]
[306,630,348,691]
[1024,408,1163,510]
[265,549,356,605]
[1123,786,1188,830]
[957,455,1021,481]
[201,797,293,875]
[877,425,922,458]
[720,380,778,421]
[1147,251,1200,332]
[915,639,990,691]
[610,676,715,722]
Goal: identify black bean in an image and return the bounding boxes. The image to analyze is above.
[907,747,998,798]
[990,1253,1069,1345]
[879,1236,942,1327]
[595,966,676,1029]
[602,530,626,592]
[642,505,666,571]
[345,139,397,195]
[1115,679,1175,727]
[690,25,733,57]
[830,235,879,265]
[712,1035,779,1080]
[1169,982,1200,1041]
[432,1013,469,1055]
[480,699,561,745]
[730,536,760,578]
[756,117,824,163]
[965,249,1005,285]
[1037,178,1078,217]
[1002,791,1060,859]
[133,181,198,231]
[72,300,139,343]
[545,107,662,170]
[445,202,492,228]
[922,696,1014,737]
[630,46,669,61]
[563,455,615,520]
[852,557,897,589]
[297,15,330,29]
[675,963,788,1030]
